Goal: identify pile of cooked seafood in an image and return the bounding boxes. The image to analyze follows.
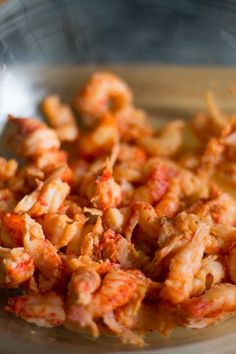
[1,72,236,346]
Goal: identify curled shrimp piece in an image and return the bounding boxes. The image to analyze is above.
[178,151,201,170]
[178,168,209,200]
[192,113,212,141]
[0,213,24,247]
[66,269,140,337]
[79,113,119,158]
[66,216,102,257]
[45,165,73,185]
[67,267,101,306]
[99,229,123,262]
[9,116,60,158]
[161,223,210,304]
[0,189,16,214]
[6,292,65,327]
[191,255,225,296]
[114,161,143,184]
[0,157,18,182]
[153,213,201,265]
[206,223,236,254]
[103,208,124,232]
[189,193,236,225]
[138,120,184,157]
[182,283,236,319]
[134,202,159,238]
[42,95,79,142]
[123,202,159,242]
[115,274,151,329]
[41,213,85,249]
[23,214,62,283]
[74,72,133,125]
[87,169,121,210]
[63,198,88,224]
[218,161,236,185]
[34,149,68,173]
[133,162,170,205]
[120,180,135,206]
[0,247,34,288]
[155,177,181,217]
[14,178,70,217]
[197,137,224,179]
[87,148,122,211]
[116,106,153,142]
[191,93,227,140]
[69,159,88,186]
[9,165,45,195]
[88,269,140,318]
[117,143,147,163]
[103,311,144,347]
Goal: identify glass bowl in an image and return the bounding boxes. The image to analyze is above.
[1,1,236,353]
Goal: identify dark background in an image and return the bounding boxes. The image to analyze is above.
[1,0,236,65]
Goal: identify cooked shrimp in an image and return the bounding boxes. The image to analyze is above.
[87,148,122,210]
[103,311,144,347]
[114,161,143,184]
[34,149,68,173]
[42,95,79,142]
[67,267,101,306]
[0,189,16,214]
[69,159,88,186]
[9,165,45,195]
[182,283,236,319]
[191,255,225,296]
[115,274,151,328]
[218,161,236,185]
[87,269,140,318]
[0,213,24,247]
[155,177,181,217]
[99,229,122,262]
[161,223,210,304]
[14,178,70,216]
[9,116,60,157]
[138,120,184,157]
[45,165,72,184]
[153,213,201,264]
[115,106,153,142]
[103,208,124,232]
[0,247,34,288]
[66,216,102,257]
[87,168,121,210]
[41,213,84,249]
[6,292,65,327]
[191,93,226,140]
[23,214,62,284]
[74,72,133,124]
[188,193,236,225]
[117,144,146,163]
[133,162,170,205]
[0,157,18,182]
[79,113,119,157]
[123,202,159,241]
[197,137,224,179]
[178,151,200,170]
[207,223,236,254]
[178,168,209,200]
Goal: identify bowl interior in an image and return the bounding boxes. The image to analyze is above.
[1,65,236,354]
